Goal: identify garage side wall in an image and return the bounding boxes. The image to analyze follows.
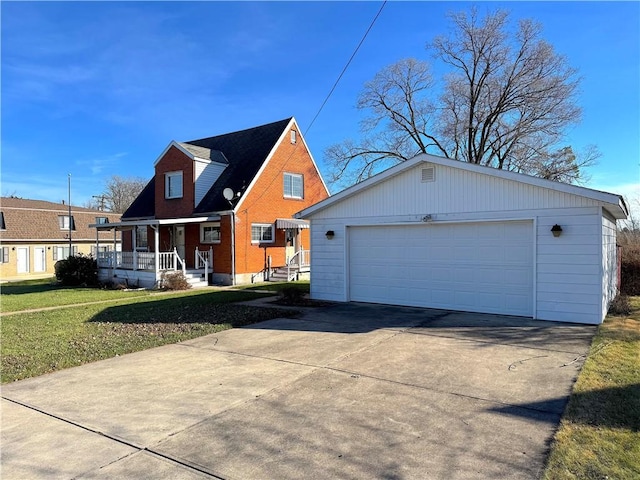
[535,209,604,324]
[601,210,618,320]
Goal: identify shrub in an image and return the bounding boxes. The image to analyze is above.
[161,271,191,290]
[620,244,640,295]
[278,285,306,304]
[54,254,99,286]
[608,293,631,316]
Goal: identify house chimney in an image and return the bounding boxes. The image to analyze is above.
[62,200,65,205]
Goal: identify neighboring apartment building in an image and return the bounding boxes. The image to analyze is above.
[0,198,121,281]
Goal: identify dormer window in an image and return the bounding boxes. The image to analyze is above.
[165,171,183,199]
[290,130,297,144]
[58,215,75,230]
[0,212,5,230]
[95,216,109,224]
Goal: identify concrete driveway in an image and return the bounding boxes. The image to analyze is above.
[1,302,596,479]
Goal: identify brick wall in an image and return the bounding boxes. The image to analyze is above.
[155,146,195,219]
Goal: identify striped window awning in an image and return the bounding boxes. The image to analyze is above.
[275,218,310,229]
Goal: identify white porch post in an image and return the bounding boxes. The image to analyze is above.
[152,225,159,280]
[132,227,138,271]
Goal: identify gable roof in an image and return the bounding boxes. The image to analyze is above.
[121,118,294,219]
[296,153,629,219]
[0,197,120,241]
[190,117,293,214]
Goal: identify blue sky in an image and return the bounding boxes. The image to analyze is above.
[2,1,639,208]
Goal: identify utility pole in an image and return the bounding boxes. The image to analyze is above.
[92,195,108,211]
[68,174,72,256]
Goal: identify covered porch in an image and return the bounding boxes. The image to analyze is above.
[90,217,217,289]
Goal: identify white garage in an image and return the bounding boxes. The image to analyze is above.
[296,154,628,325]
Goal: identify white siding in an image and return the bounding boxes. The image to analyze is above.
[602,210,618,319]
[313,163,607,220]
[309,218,346,302]
[535,209,603,324]
[195,160,226,206]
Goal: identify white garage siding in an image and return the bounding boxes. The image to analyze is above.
[535,210,604,324]
[301,155,626,324]
[348,221,533,316]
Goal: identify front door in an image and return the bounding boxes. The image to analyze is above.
[285,229,296,263]
[175,226,186,260]
[34,247,46,272]
[17,247,29,273]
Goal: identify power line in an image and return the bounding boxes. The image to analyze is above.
[304,1,387,136]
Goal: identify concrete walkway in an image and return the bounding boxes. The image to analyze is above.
[1,302,596,479]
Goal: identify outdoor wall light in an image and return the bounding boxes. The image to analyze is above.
[325,230,335,239]
[551,224,563,237]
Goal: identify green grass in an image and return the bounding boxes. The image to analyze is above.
[1,277,154,312]
[1,287,298,383]
[543,297,640,479]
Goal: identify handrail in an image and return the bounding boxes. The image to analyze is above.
[195,247,212,280]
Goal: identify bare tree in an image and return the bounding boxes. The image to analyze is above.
[94,175,146,213]
[619,195,640,246]
[326,8,595,189]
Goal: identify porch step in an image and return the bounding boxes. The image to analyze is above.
[184,270,209,288]
[269,266,299,282]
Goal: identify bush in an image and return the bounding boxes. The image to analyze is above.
[161,271,191,290]
[277,285,306,304]
[620,244,640,295]
[54,254,99,286]
[608,293,631,316]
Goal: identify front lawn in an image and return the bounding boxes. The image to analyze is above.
[1,277,153,312]
[543,297,640,479]
[1,288,297,383]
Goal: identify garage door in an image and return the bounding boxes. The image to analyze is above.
[348,221,533,316]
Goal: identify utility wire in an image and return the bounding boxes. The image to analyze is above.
[304,1,387,136]
[240,2,387,212]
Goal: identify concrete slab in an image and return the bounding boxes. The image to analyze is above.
[2,303,595,479]
[332,331,585,414]
[411,310,597,354]
[182,317,397,366]
[1,399,136,479]
[1,343,314,446]
[155,369,557,480]
[77,451,213,479]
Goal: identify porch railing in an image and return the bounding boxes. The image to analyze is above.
[286,249,310,280]
[195,247,213,279]
[97,249,186,274]
[288,249,310,268]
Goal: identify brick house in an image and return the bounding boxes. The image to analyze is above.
[92,118,329,287]
[0,198,120,281]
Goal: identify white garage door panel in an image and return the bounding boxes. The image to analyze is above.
[349,221,533,316]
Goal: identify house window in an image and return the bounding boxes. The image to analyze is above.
[290,129,297,144]
[201,222,221,243]
[136,226,148,250]
[0,212,5,230]
[58,215,76,230]
[165,171,183,199]
[1,247,9,263]
[283,173,303,199]
[53,246,78,260]
[95,216,109,224]
[251,224,274,243]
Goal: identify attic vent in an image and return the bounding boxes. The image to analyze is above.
[421,166,435,182]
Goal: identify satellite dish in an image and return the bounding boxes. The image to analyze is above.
[223,188,234,201]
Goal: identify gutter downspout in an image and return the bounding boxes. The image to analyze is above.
[230,211,235,286]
